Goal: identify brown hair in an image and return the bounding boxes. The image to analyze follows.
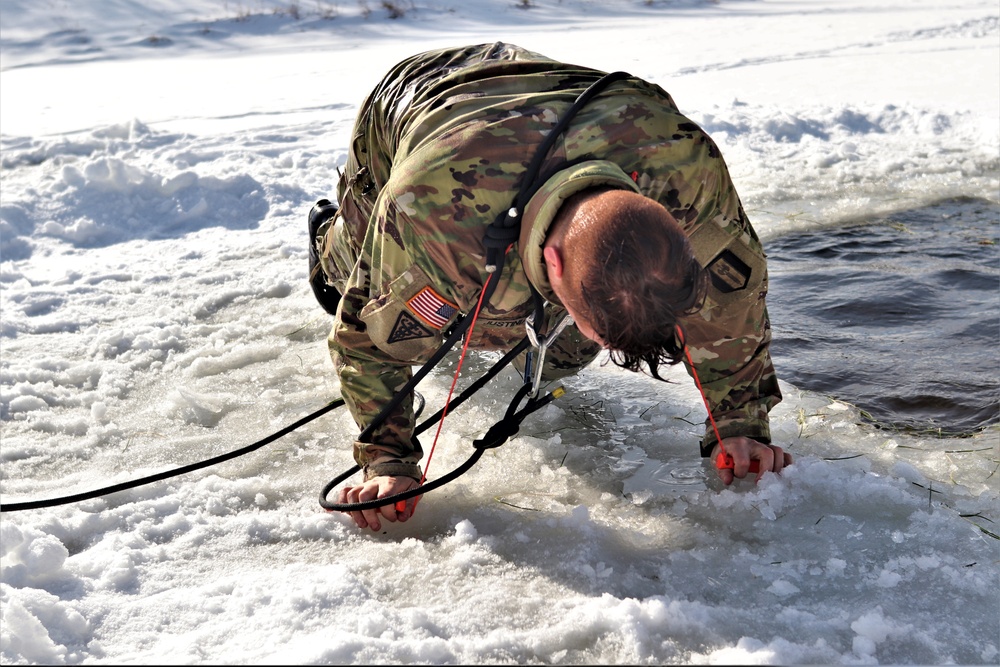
[559,189,708,380]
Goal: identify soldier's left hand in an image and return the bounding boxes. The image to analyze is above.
[711,437,791,485]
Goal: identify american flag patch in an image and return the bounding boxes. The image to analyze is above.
[406,286,458,329]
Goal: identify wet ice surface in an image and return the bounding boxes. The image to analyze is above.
[768,197,1000,436]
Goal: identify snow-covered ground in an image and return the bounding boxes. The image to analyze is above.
[1,1,998,664]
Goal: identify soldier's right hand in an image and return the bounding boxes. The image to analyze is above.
[334,475,421,531]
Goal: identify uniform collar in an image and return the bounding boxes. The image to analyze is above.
[517,159,642,306]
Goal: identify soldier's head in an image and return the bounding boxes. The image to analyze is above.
[543,188,708,379]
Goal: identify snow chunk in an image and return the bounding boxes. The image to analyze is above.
[767,580,800,598]
[452,520,478,545]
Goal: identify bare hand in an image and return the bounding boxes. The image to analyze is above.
[712,437,792,485]
[334,475,421,531]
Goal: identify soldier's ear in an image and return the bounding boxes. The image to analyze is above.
[543,246,565,281]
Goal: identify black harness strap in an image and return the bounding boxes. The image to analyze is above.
[319,337,535,511]
[483,70,632,272]
[354,266,504,446]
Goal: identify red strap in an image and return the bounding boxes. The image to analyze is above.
[676,325,760,473]
[396,247,510,512]
[419,268,497,483]
[676,325,725,449]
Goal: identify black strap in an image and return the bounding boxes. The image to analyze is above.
[319,378,562,512]
[319,337,535,511]
[1,399,346,513]
[355,263,508,445]
[482,69,632,270]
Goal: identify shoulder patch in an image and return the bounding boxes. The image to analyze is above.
[406,286,458,329]
[388,311,434,344]
[707,249,751,293]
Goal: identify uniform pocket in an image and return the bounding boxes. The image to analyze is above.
[687,215,767,307]
[359,265,458,362]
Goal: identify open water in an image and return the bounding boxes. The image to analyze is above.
[767,197,1000,437]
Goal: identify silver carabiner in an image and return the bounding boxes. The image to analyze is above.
[525,310,574,398]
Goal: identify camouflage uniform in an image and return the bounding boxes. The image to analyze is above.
[315,43,782,480]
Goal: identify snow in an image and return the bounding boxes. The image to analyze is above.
[1,0,998,664]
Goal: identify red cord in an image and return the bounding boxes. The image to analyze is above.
[677,325,761,474]
[676,325,725,449]
[396,252,508,512]
[418,269,496,484]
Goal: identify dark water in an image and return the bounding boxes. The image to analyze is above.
[767,197,1000,436]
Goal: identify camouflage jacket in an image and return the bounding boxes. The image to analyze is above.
[318,43,782,479]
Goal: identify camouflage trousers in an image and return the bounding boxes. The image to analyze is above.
[315,42,601,382]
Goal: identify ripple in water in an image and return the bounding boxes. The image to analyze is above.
[767,197,999,436]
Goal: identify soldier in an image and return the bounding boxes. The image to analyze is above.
[309,43,790,532]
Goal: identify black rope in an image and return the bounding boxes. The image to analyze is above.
[319,382,563,513]
[515,70,631,214]
[318,337,531,511]
[0,266,509,515]
[411,337,532,434]
[0,399,346,513]
[483,69,632,270]
[355,261,508,444]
